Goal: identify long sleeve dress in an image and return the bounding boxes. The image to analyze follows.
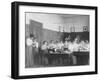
[25,38,34,68]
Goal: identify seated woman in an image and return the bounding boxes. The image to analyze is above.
[48,40,56,53]
[72,36,80,52]
[55,41,64,53]
[85,40,90,51]
[41,41,48,54]
[62,40,72,54]
[61,40,77,65]
[79,40,90,51]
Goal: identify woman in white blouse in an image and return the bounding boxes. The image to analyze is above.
[26,34,35,68]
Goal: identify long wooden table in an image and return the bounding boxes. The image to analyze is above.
[34,52,89,67]
[73,52,89,65]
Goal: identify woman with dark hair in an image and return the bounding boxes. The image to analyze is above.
[48,40,56,53]
[41,41,48,54]
[25,34,34,68]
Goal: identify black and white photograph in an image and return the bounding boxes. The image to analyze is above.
[25,13,90,68]
[11,1,97,79]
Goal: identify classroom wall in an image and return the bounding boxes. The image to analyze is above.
[26,20,63,44]
[26,14,89,44]
[26,13,89,32]
[26,13,64,31]
[26,13,65,43]
[42,29,63,43]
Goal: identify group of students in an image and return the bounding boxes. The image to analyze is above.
[40,37,89,54]
[26,34,89,54]
[26,34,89,67]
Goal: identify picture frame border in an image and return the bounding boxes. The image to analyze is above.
[11,1,98,79]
